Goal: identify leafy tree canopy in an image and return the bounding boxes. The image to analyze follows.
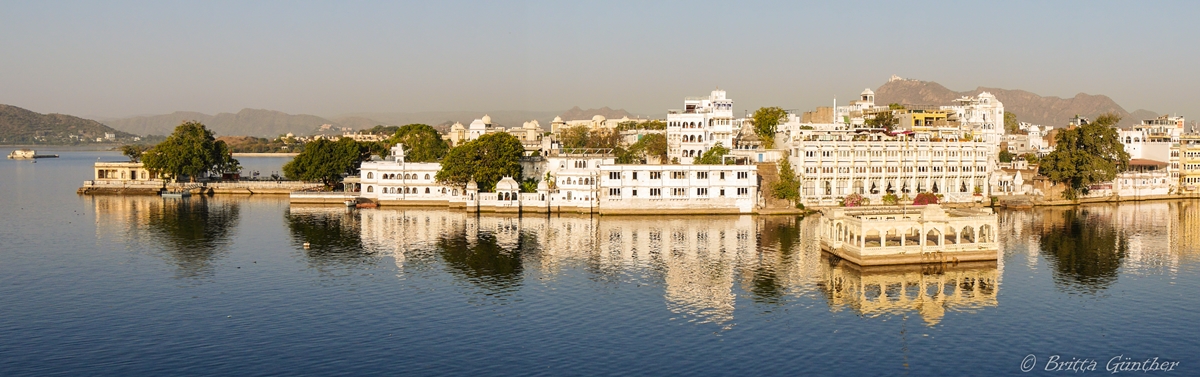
[386,124,449,162]
[1037,113,1130,200]
[772,159,801,207]
[752,107,788,148]
[999,150,1014,163]
[559,125,591,149]
[865,111,898,131]
[1004,111,1020,135]
[621,133,668,164]
[695,142,734,165]
[436,132,524,192]
[283,138,371,188]
[121,144,149,162]
[141,121,239,181]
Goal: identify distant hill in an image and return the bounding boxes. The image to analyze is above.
[0,104,135,145]
[333,110,564,131]
[558,106,638,121]
[106,107,648,138]
[874,79,1157,127]
[104,109,344,137]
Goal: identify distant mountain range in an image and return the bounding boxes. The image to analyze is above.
[99,107,646,138]
[875,79,1157,127]
[102,109,345,138]
[0,104,134,145]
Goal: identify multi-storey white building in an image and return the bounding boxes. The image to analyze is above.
[784,129,993,207]
[598,164,758,214]
[666,89,740,164]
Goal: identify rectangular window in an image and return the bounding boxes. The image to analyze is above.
[650,188,661,196]
[650,171,662,179]
[737,171,749,179]
[632,189,637,197]
[609,188,621,196]
[719,172,725,180]
[633,172,638,180]
[609,171,620,180]
[697,188,708,196]
[672,171,687,179]
[697,171,708,179]
[719,189,725,197]
[737,187,749,196]
[672,188,687,196]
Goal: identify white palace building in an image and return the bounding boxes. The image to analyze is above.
[336,143,759,215]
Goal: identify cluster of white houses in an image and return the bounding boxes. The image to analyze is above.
[331,84,1200,212]
[82,79,1199,209]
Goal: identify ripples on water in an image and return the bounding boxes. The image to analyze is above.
[3,151,1200,376]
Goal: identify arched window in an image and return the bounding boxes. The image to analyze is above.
[367,186,374,193]
[424,174,430,180]
[425,188,430,194]
[367,172,373,179]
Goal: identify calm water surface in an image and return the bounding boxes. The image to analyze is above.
[3,149,1199,376]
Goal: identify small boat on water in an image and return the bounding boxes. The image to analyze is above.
[162,190,192,198]
[7,149,59,159]
[344,200,357,207]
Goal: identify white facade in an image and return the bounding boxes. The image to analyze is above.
[783,129,993,207]
[666,89,740,164]
[598,164,758,214]
[357,144,460,203]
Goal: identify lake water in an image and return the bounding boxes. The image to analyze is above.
[3,149,1199,376]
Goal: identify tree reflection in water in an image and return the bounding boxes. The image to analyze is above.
[285,207,377,273]
[436,222,528,297]
[1038,207,1127,294]
[747,216,804,306]
[146,197,240,279]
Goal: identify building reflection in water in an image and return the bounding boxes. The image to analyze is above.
[91,195,241,279]
[818,257,999,326]
[352,209,998,326]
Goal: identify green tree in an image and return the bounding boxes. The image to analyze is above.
[752,107,788,148]
[386,124,449,162]
[559,125,591,149]
[772,159,801,207]
[999,150,1014,163]
[1038,113,1130,200]
[1021,152,1040,165]
[121,144,149,162]
[1004,111,1020,134]
[622,133,667,164]
[283,138,371,188]
[695,142,733,165]
[865,111,898,131]
[141,121,239,182]
[436,132,524,192]
[586,127,622,149]
[888,103,905,110]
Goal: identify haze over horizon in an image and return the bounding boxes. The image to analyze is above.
[2,1,1197,122]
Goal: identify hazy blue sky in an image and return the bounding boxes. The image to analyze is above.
[1,1,1197,121]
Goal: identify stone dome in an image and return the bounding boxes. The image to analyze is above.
[592,114,606,122]
[537,179,548,191]
[494,176,519,192]
[552,116,563,123]
[466,179,478,191]
[469,119,487,130]
[861,88,875,95]
[482,114,492,124]
[451,121,464,131]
